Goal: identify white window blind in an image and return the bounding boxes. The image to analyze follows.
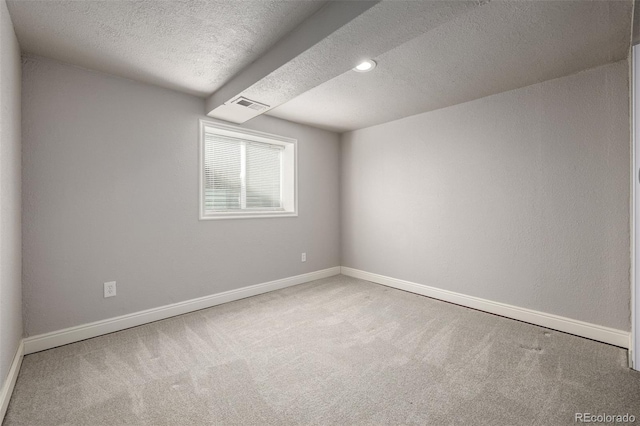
[204,132,283,212]
[246,142,282,209]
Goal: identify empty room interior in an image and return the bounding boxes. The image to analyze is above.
[2,0,640,424]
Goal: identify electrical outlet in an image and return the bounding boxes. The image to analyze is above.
[301,253,306,262]
[104,281,116,298]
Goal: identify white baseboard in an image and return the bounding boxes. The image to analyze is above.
[20,265,631,354]
[24,267,341,355]
[0,340,24,423]
[341,267,630,348]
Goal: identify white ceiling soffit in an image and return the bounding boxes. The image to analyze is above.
[206,0,481,123]
[268,0,633,133]
[6,0,327,97]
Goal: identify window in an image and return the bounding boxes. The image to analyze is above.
[199,120,297,220]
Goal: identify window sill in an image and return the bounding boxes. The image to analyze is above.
[199,211,298,220]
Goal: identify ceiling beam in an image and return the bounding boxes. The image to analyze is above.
[205,1,378,122]
[206,0,479,124]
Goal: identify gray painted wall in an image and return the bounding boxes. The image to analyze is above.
[22,55,340,336]
[341,60,630,331]
[0,0,22,383]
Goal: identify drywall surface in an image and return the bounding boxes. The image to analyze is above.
[7,0,325,97]
[341,60,630,331]
[269,0,632,132]
[0,0,22,383]
[22,55,340,336]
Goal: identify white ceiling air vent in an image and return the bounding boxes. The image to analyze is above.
[231,97,269,112]
[208,96,271,124]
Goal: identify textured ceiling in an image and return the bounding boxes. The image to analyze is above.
[6,0,326,97]
[267,0,633,132]
[7,0,633,132]
[239,1,478,111]
[206,1,479,123]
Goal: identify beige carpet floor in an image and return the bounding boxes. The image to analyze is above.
[4,274,640,425]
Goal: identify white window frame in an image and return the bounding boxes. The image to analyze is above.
[199,119,298,220]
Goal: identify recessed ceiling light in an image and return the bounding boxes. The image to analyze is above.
[353,59,376,73]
